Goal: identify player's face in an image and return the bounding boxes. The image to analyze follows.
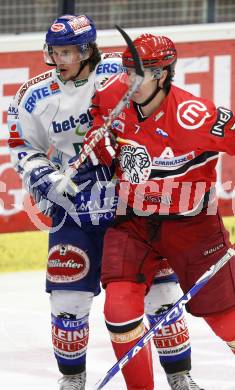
[52,45,83,81]
[131,73,158,104]
[127,68,167,104]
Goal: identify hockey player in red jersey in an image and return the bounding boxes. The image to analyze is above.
[83,33,235,389]
[7,18,204,390]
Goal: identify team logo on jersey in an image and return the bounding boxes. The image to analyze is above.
[52,111,92,133]
[24,81,61,113]
[111,119,124,133]
[210,107,233,137]
[96,62,121,75]
[152,151,195,168]
[155,128,168,137]
[103,52,122,59]
[47,244,90,283]
[17,71,52,105]
[50,81,60,92]
[7,120,25,148]
[119,144,151,184]
[8,104,18,118]
[177,100,211,130]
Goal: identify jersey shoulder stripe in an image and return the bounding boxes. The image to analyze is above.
[150,151,218,179]
[95,53,123,90]
[17,70,54,105]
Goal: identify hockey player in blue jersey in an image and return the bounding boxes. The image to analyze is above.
[8,14,203,390]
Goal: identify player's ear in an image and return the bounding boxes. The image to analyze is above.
[88,46,93,56]
[158,69,168,88]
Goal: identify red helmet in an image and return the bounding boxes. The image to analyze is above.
[122,33,177,69]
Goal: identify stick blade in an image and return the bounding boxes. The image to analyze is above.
[115,25,144,77]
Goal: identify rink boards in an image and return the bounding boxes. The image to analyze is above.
[1,23,235,271]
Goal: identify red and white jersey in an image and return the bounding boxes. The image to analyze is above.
[91,76,235,215]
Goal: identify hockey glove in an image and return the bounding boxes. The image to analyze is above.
[69,158,114,189]
[68,159,118,226]
[83,128,117,166]
[29,165,78,217]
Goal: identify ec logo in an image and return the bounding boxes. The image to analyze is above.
[177,100,211,130]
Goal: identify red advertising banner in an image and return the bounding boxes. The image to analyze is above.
[0,40,235,232]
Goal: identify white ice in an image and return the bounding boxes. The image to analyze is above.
[0,271,234,389]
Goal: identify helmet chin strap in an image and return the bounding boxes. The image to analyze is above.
[139,80,162,107]
[72,59,89,80]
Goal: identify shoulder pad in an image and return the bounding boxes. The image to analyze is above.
[102,52,123,60]
[17,70,53,106]
[96,53,122,74]
[95,53,125,88]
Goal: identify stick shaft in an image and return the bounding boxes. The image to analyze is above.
[95,248,235,389]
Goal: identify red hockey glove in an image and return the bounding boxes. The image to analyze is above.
[83,128,117,166]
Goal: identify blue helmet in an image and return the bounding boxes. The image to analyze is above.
[44,14,97,65]
[46,14,96,46]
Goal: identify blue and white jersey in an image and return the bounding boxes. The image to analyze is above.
[7,53,122,173]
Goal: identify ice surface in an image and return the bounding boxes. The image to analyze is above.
[0,271,234,389]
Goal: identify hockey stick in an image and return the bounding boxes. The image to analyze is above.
[57,25,144,194]
[94,247,235,389]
